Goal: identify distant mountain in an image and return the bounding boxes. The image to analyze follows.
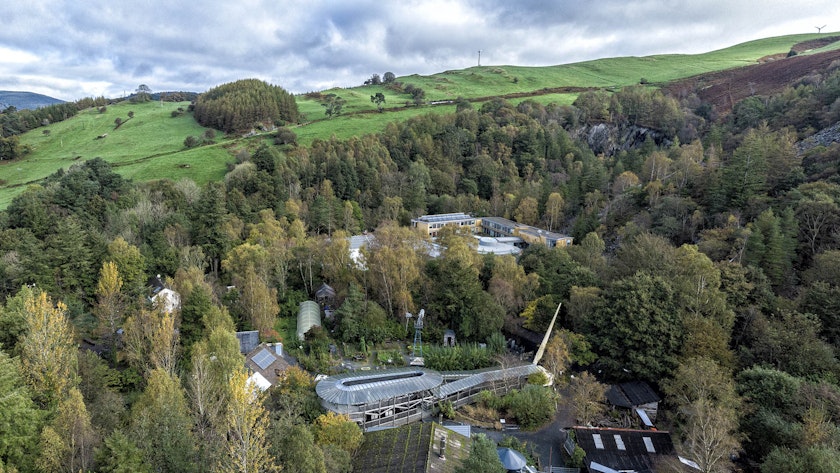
[0,91,65,110]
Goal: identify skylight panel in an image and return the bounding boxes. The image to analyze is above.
[614,435,626,450]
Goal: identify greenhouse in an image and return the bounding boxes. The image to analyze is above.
[316,364,548,430]
[297,300,322,340]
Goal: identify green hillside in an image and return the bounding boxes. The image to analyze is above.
[1,31,836,209]
[2,101,231,208]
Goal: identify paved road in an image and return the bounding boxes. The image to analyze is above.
[472,389,576,470]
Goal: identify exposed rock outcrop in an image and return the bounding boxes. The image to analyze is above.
[573,123,672,156]
[797,121,840,154]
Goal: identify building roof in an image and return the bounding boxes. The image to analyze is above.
[152,288,180,314]
[573,427,677,473]
[480,216,522,229]
[474,236,522,255]
[497,448,527,470]
[349,233,376,251]
[247,371,272,391]
[148,274,166,294]
[353,423,471,473]
[244,343,291,386]
[297,300,322,340]
[236,330,260,354]
[412,213,474,223]
[606,381,661,408]
[315,282,336,299]
[517,226,569,241]
[316,368,444,406]
[434,364,543,398]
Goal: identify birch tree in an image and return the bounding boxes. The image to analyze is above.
[219,370,277,473]
[95,261,124,357]
[37,387,97,473]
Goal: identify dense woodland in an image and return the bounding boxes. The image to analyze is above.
[193,79,299,133]
[2,60,840,472]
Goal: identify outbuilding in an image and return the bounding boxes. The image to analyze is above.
[297,300,322,341]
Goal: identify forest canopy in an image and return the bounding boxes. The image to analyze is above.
[193,78,299,134]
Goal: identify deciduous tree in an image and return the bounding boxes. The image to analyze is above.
[569,371,607,426]
[239,266,279,338]
[663,357,741,473]
[95,261,124,356]
[219,370,277,473]
[122,306,180,378]
[19,291,77,408]
[370,92,386,112]
[362,222,425,316]
[270,420,326,473]
[37,387,97,473]
[312,411,363,454]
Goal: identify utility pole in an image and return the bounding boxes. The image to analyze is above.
[477,50,481,67]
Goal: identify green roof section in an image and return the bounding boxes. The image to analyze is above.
[296,300,321,341]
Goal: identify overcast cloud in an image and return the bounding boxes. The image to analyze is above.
[1,0,839,101]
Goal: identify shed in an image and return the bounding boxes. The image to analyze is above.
[315,283,336,306]
[236,330,260,354]
[297,300,322,341]
[443,329,456,347]
[606,381,661,422]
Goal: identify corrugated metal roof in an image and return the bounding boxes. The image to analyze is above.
[434,364,542,398]
[316,368,443,406]
[297,301,321,340]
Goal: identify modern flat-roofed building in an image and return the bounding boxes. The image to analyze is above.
[411,213,480,238]
[480,216,573,248]
[480,216,521,238]
[518,226,574,248]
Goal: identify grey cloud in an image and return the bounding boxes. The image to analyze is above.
[0,0,839,99]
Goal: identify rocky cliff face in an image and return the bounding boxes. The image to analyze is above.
[797,121,840,154]
[572,123,672,156]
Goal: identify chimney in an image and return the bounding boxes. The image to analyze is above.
[439,436,446,460]
[274,342,283,356]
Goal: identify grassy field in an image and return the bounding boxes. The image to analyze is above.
[1,32,836,208]
[1,101,232,208]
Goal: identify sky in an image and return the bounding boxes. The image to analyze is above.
[1,0,840,101]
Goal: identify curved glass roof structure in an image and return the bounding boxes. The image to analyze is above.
[297,300,321,340]
[434,364,543,398]
[316,368,444,406]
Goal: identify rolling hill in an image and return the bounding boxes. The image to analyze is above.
[0,90,65,110]
[2,31,839,209]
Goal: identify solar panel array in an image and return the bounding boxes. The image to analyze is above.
[252,348,277,370]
